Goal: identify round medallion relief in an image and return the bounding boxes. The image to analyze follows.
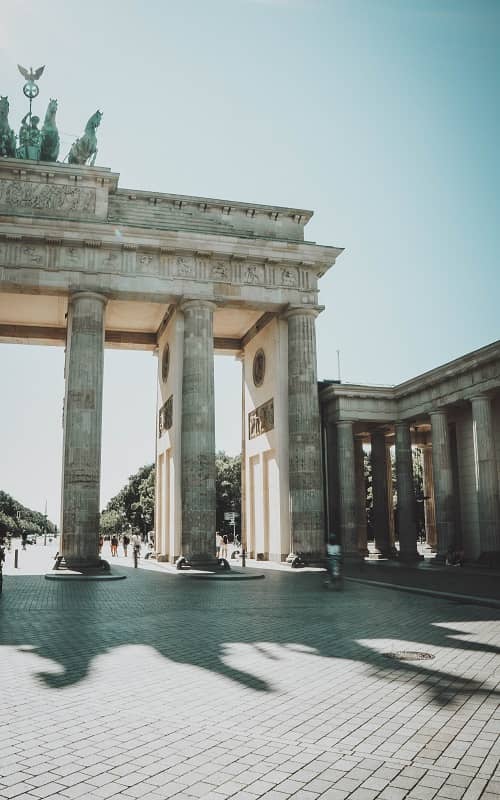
[161,344,170,383]
[253,348,266,387]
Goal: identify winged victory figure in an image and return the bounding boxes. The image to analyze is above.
[18,64,45,82]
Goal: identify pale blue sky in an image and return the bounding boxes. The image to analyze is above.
[0,0,498,523]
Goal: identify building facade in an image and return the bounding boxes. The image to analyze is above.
[320,340,500,564]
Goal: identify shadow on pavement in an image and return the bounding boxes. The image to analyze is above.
[1,565,499,706]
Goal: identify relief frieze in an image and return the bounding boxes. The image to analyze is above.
[0,180,96,215]
[244,264,264,284]
[175,256,195,278]
[280,267,298,287]
[212,260,230,281]
[159,395,173,436]
[249,398,274,440]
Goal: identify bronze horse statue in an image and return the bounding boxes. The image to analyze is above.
[68,109,102,166]
[40,98,60,162]
[0,96,16,158]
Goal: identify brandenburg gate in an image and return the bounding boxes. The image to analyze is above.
[0,158,342,570]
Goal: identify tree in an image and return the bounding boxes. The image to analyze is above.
[215,451,241,537]
[101,454,242,541]
[102,464,155,536]
[0,490,56,536]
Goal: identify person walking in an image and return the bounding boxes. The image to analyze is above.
[122,532,130,557]
[215,531,223,559]
[132,532,141,559]
[110,535,118,557]
[220,533,228,560]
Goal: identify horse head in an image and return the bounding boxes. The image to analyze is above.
[86,110,103,132]
[44,98,58,123]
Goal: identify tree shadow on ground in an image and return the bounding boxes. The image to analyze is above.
[1,566,499,708]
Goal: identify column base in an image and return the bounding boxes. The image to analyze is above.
[477,551,500,568]
[181,556,229,571]
[398,551,423,563]
[54,556,110,574]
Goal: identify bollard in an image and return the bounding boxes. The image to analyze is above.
[14,548,18,568]
[133,548,138,568]
[242,547,246,568]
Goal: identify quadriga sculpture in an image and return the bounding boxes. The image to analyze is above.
[40,98,60,162]
[0,96,16,158]
[68,109,102,166]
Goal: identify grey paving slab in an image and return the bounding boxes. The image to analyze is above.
[0,546,499,800]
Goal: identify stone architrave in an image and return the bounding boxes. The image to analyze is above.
[471,395,500,559]
[429,410,455,559]
[371,428,391,556]
[422,445,437,550]
[285,307,324,562]
[60,292,106,568]
[355,437,368,555]
[336,421,359,559]
[180,299,216,564]
[395,421,418,560]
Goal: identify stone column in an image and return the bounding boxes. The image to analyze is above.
[387,443,396,551]
[371,429,391,556]
[337,421,360,558]
[429,410,456,559]
[180,299,216,564]
[61,292,107,569]
[422,445,437,550]
[471,395,500,559]
[395,421,418,560]
[286,308,324,562]
[325,421,339,537]
[355,437,368,555]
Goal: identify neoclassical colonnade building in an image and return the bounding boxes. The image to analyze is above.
[0,159,341,570]
[320,340,500,564]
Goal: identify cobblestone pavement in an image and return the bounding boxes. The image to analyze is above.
[1,544,499,800]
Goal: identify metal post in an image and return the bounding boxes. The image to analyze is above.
[242,547,246,568]
[14,549,18,568]
[133,548,138,569]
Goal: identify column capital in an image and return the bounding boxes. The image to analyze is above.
[179,297,217,314]
[69,291,108,307]
[394,419,411,430]
[470,393,490,403]
[429,408,448,419]
[282,304,324,321]
[336,420,354,430]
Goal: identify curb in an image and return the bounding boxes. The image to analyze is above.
[345,576,500,609]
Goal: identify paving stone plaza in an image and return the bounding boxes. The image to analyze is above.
[1,543,499,800]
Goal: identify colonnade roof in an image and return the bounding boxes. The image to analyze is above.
[319,339,500,425]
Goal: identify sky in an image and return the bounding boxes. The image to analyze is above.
[0,0,499,524]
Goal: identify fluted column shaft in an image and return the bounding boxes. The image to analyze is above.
[430,410,456,558]
[181,300,216,563]
[286,308,324,560]
[61,292,106,567]
[355,437,368,555]
[371,429,391,556]
[325,422,338,536]
[422,445,437,550]
[395,421,418,560]
[471,395,500,556]
[337,421,359,557]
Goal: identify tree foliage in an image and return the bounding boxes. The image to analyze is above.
[101,464,155,536]
[216,451,241,536]
[0,490,56,537]
[101,453,242,540]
